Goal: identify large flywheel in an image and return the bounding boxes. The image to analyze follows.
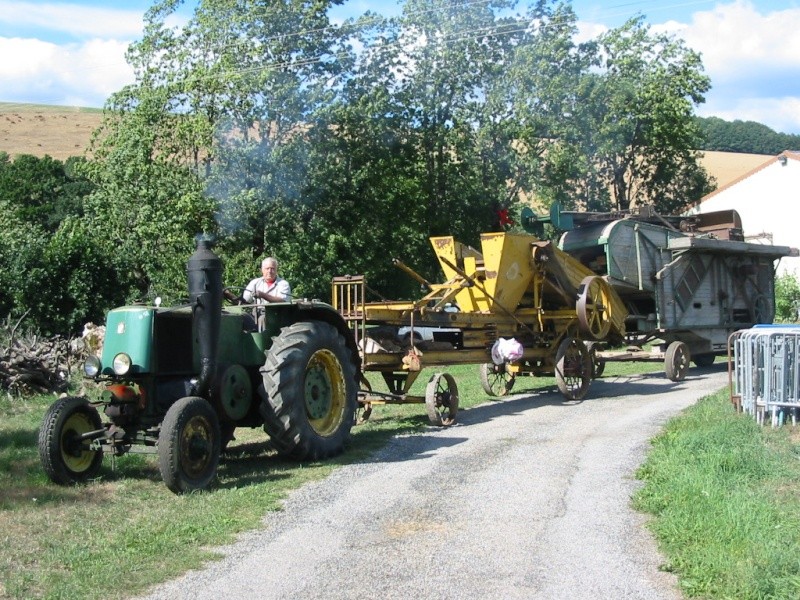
[576,276,613,340]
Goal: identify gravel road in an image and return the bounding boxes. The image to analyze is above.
[137,366,729,600]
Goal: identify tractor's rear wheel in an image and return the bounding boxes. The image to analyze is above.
[260,321,357,460]
[38,396,104,485]
[158,396,221,494]
[479,362,515,396]
[555,337,592,401]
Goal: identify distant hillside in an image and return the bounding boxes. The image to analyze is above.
[0,102,787,193]
[696,116,800,155]
[0,102,103,161]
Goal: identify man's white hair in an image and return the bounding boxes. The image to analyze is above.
[261,257,278,268]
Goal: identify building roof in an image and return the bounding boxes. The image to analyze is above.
[698,150,800,204]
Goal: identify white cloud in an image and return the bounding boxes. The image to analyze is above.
[0,1,144,39]
[659,1,800,134]
[0,36,133,107]
[0,2,143,107]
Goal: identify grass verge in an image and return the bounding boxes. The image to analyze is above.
[634,389,800,599]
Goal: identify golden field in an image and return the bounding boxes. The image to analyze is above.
[0,102,775,191]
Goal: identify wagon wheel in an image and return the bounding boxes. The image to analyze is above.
[356,373,373,424]
[555,337,591,401]
[664,341,690,382]
[692,353,716,368]
[425,372,459,426]
[585,341,605,379]
[576,276,612,340]
[479,362,515,397]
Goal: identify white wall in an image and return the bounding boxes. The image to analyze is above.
[686,157,800,276]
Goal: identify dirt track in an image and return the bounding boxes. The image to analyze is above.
[137,366,729,600]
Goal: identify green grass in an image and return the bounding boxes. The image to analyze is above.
[634,389,800,599]
[0,357,716,599]
[0,363,566,600]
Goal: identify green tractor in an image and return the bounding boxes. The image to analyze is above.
[38,239,360,493]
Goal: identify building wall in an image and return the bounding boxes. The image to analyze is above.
[686,157,800,275]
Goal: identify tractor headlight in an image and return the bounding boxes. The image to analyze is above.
[112,353,132,376]
[83,355,101,378]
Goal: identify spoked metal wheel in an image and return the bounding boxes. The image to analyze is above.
[356,374,373,424]
[425,372,459,426]
[479,362,515,397]
[585,342,605,379]
[554,337,592,401]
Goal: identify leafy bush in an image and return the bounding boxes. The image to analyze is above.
[775,272,800,323]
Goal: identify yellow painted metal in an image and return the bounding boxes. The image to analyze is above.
[429,236,491,312]
[479,232,537,313]
[331,231,629,381]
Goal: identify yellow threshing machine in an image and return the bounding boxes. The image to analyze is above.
[332,230,628,425]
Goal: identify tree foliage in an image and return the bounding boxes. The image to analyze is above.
[696,116,800,155]
[775,272,800,323]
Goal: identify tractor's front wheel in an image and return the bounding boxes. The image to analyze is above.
[158,397,221,494]
[38,396,104,485]
[260,321,357,460]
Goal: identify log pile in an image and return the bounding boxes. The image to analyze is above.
[0,314,80,395]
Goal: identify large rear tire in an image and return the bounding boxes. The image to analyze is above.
[158,396,221,494]
[38,396,103,485]
[260,321,357,460]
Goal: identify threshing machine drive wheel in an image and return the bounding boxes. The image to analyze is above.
[664,341,690,382]
[479,362,516,397]
[425,372,459,426]
[576,276,613,340]
[38,396,104,485]
[260,320,358,460]
[157,396,221,494]
[555,337,592,401]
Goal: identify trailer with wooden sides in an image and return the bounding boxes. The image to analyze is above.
[332,230,628,425]
[522,204,798,381]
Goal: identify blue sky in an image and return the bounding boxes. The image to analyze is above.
[1,0,799,134]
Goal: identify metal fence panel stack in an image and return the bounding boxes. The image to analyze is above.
[731,326,800,426]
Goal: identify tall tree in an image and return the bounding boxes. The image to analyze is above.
[391,0,525,243]
[83,0,350,301]
[587,17,713,213]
